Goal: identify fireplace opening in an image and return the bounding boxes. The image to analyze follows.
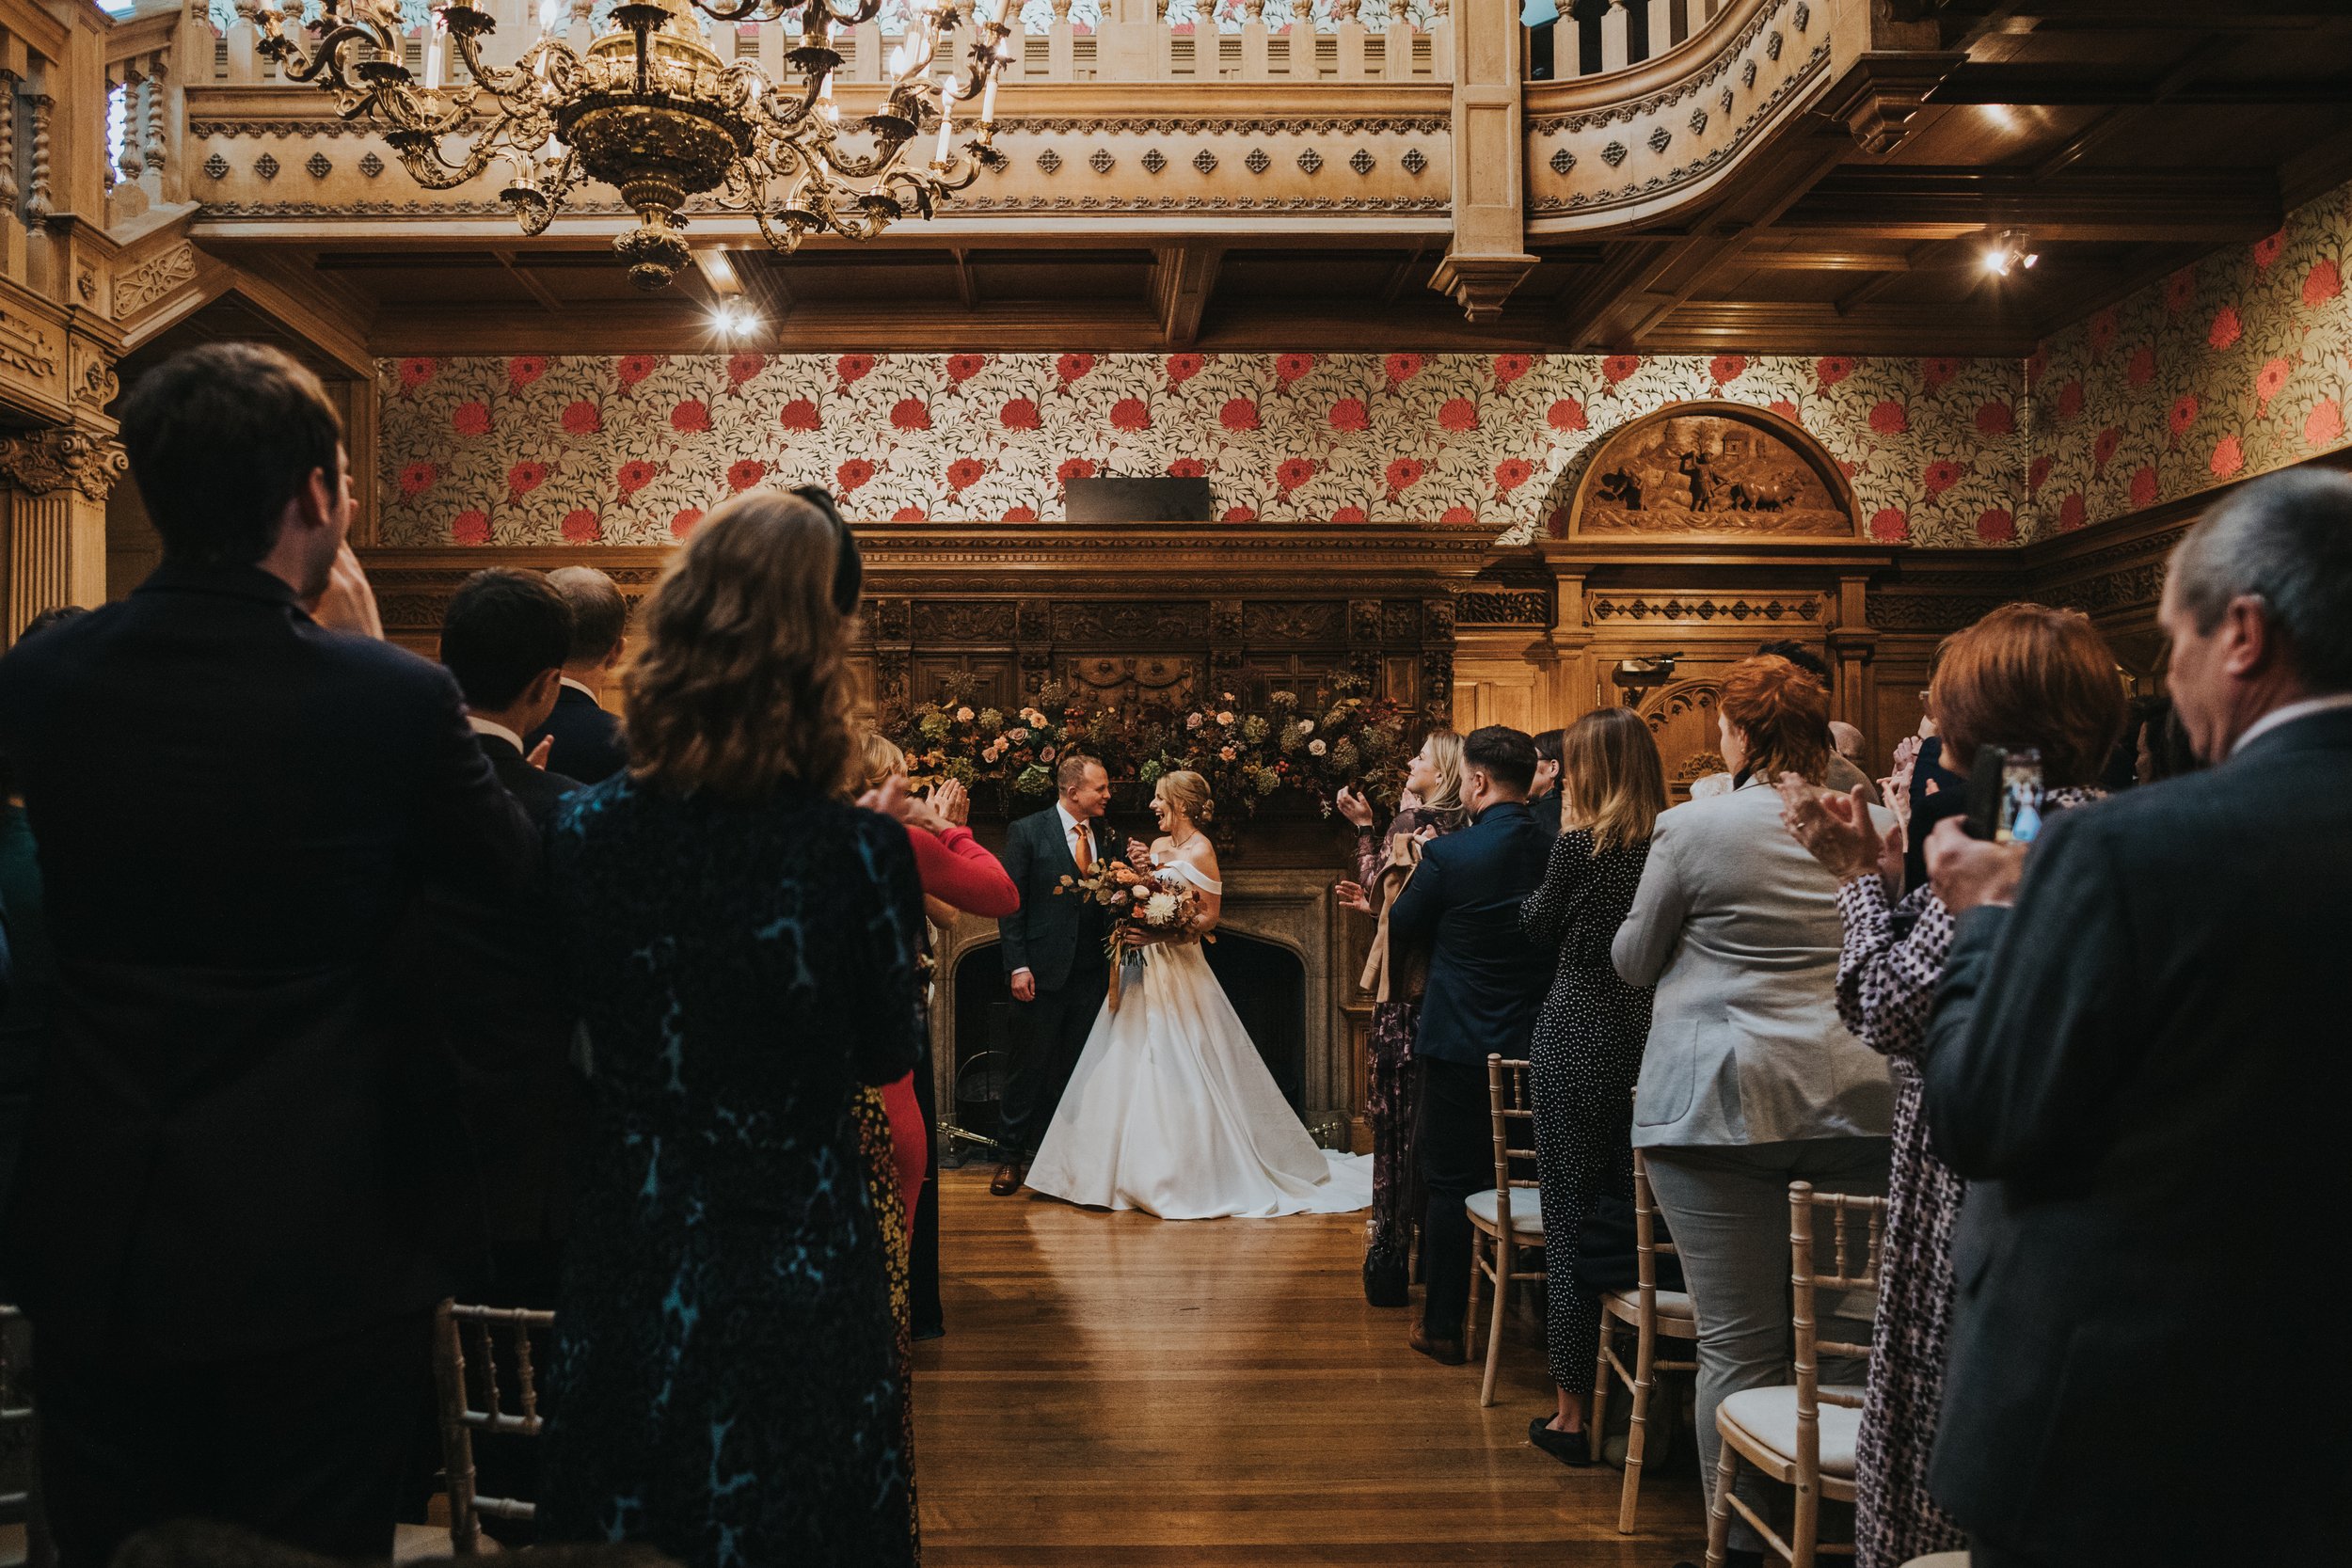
[946,932,1310,1145]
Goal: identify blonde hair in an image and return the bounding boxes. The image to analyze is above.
[1560,706,1668,854]
[1153,768,1215,824]
[854,732,907,795]
[1419,728,1467,830]
[623,490,856,800]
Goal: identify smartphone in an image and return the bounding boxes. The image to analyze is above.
[1964,745,2046,844]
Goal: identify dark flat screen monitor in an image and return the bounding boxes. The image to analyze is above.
[1063,475,1215,523]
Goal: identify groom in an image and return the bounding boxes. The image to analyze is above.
[993,753,1127,1196]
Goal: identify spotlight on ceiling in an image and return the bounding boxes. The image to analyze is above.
[1983,230,2040,277]
[707,301,761,341]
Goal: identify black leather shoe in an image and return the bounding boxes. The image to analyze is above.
[1527,1417,1594,1466]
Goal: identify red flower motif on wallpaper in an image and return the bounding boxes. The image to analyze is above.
[1109,397,1152,433]
[671,509,702,537]
[1057,353,1097,386]
[507,461,548,499]
[946,354,987,385]
[2252,230,2286,270]
[1922,459,1964,496]
[1057,457,1097,486]
[617,355,661,388]
[1601,355,1642,385]
[453,401,492,436]
[2130,466,2160,507]
[1921,357,1962,391]
[1384,457,1425,496]
[2308,399,2345,448]
[2164,267,2197,313]
[1276,457,1318,493]
[1869,400,1909,435]
[1437,397,1479,432]
[778,398,821,432]
[2206,306,2243,351]
[1493,355,1533,386]
[1440,506,1476,525]
[1547,397,1587,431]
[836,459,876,493]
[453,509,490,546]
[837,355,876,384]
[2058,493,2086,531]
[727,353,765,388]
[946,458,987,493]
[2210,435,2245,478]
[617,459,659,496]
[673,400,711,433]
[2126,346,2156,387]
[2054,381,2085,422]
[2305,260,2343,309]
[1332,505,1367,524]
[2086,309,2119,356]
[562,509,600,542]
[1003,505,1038,522]
[1001,397,1041,431]
[891,398,931,432]
[1222,506,1257,523]
[1709,355,1747,387]
[1493,458,1534,493]
[1868,507,1908,542]
[1768,399,1799,422]
[728,459,766,491]
[2168,394,2200,439]
[1384,353,1423,384]
[1816,356,1854,389]
[2092,427,2122,472]
[563,400,601,435]
[1167,458,1208,478]
[397,357,438,391]
[1975,401,2013,437]
[893,506,927,521]
[2255,356,2294,409]
[2026,454,2052,494]
[1328,397,1369,433]
[1975,509,2015,544]
[1276,353,1317,384]
[399,462,437,498]
[1165,354,1204,385]
[506,356,546,390]
[1220,398,1261,432]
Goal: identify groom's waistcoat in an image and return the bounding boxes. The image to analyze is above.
[996,805,1120,992]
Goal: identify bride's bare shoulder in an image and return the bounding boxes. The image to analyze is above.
[1176,835,1221,879]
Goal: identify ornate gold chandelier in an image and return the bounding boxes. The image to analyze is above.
[241,0,1014,289]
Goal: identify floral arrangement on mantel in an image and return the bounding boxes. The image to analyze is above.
[893,673,1409,823]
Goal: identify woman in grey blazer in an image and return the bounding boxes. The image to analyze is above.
[1612,656,1896,1560]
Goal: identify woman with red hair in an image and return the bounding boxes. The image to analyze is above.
[1612,655,1898,1563]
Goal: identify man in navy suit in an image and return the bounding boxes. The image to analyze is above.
[1386,724,1552,1363]
[0,343,538,1566]
[527,564,630,784]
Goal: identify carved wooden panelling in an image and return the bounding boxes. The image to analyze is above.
[1062,655,1201,710]
[1565,401,1859,540]
[1456,589,1553,625]
[911,601,1019,641]
[1240,601,1345,642]
[1589,593,1824,626]
[1052,601,1213,642]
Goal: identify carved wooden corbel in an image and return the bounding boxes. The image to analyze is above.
[1817,52,1967,157]
[0,427,130,501]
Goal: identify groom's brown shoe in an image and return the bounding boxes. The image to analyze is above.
[989,1161,1024,1196]
[1408,1323,1467,1366]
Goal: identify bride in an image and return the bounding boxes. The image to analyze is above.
[1025,769,1375,1220]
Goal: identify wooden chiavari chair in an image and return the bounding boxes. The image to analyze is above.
[1,1304,40,1568]
[1703,1182,1887,1568]
[434,1299,558,1557]
[1593,1148,1699,1533]
[1464,1053,1546,1408]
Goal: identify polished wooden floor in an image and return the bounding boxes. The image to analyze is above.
[914,1165,1708,1566]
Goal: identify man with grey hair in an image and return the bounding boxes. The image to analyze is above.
[1912,467,2349,1568]
[526,564,629,783]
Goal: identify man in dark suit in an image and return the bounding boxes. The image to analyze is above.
[0,343,539,1567]
[1918,469,2352,1568]
[526,564,629,784]
[1386,724,1552,1364]
[993,753,1125,1196]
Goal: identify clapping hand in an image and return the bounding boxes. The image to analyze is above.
[526,736,556,772]
[1925,817,2029,913]
[1332,879,1374,915]
[309,543,384,639]
[1777,774,1897,886]
[856,774,911,821]
[1334,785,1376,829]
[929,777,970,826]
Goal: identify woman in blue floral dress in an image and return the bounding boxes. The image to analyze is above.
[537,489,926,1568]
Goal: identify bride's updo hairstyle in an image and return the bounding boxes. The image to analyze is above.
[1155,768,1215,826]
[624,489,858,800]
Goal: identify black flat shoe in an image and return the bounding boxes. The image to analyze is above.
[1527,1417,1594,1466]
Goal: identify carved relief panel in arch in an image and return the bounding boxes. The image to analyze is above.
[1061,655,1200,714]
[1640,679,1729,799]
[1560,402,1860,540]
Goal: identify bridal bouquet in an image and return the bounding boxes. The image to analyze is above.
[1057,861,1211,1011]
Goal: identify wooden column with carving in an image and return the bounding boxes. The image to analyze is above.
[0,426,125,635]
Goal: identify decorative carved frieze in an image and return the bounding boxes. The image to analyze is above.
[1241,601,1343,641]
[1053,601,1210,642]
[115,241,199,320]
[0,427,130,500]
[1455,589,1552,625]
[0,306,60,385]
[910,601,1016,641]
[1589,594,1823,626]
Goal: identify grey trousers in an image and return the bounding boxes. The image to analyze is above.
[1643,1137,1892,1553]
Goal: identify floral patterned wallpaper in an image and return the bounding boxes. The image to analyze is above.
[2027,177,2352,543]
[377,350,2029,548]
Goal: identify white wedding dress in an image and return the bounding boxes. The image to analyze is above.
[1025,857,1375,1220]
